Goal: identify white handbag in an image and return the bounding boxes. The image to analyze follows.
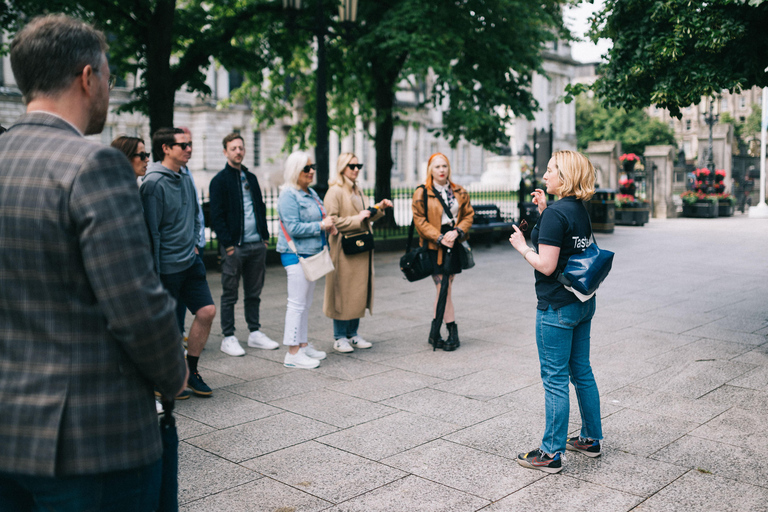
[280,220,335,282]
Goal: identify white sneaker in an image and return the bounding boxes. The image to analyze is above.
[334,338,354,353]
[349,335,372,349]
[156,399,164,415]
[220,335,246,356]
[303,343,327,360]
[284,349,320,369]
[247,331,279,350]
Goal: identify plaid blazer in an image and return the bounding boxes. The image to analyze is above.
[0,113,187,476]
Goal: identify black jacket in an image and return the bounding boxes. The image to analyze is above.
[209,163,269,249]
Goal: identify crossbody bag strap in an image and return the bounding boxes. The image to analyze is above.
[431,186,455,225]
[279,219,300,256]
[405,185,427,254]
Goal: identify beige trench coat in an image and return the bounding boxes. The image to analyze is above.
[323,177,384,320]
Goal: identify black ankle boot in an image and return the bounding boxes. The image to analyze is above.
[428,319,444,351]
[444,322,460,351]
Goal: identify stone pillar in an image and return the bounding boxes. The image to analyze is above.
[644,145,677,219]
[586,140,621,189]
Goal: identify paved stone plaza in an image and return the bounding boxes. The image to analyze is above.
[177,215,768,511]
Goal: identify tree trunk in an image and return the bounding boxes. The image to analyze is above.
[372,64,401,228]
[146,0,176,136]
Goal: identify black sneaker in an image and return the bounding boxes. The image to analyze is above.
[566,436,601,458]
[187,371,212,397]
[517,448,563,474]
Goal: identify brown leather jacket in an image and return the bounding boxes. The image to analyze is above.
[411,184,474,265]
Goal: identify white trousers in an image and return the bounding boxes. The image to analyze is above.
[283,263,316,346]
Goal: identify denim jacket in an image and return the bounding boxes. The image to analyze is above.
[276,186,326,255]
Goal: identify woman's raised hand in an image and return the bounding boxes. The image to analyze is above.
[531,189,547,214]
[376,199,393,209]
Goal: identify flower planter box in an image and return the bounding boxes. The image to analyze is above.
[682,201,718,218]
[718,201,734,217]
[615,206,650,226]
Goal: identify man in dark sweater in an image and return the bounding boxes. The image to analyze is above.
[141,127,216,397]
[209,133,277,356]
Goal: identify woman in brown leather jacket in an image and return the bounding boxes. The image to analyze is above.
[412,153,474,351]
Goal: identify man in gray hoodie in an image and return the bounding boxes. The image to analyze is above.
[141,127,216,397]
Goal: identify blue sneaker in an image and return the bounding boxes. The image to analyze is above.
[187,371,212,397]
[517,448,563,474]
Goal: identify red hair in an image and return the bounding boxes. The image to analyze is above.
[425,152,456,190]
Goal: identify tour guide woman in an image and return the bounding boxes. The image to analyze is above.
[111,136,149,178]
[412,152,474,351]
[509,149,603,473]
[276,151,337,369]
[323,153,393,353]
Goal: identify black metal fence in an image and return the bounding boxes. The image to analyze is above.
[201,185,520,248]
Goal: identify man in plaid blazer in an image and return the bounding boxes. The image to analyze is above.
[0,15,187,511]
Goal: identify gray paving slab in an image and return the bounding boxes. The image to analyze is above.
[381,439,543,501]
[269,389,397,429]
[317,410,461,460]
[484,473,642,511]
[175,389,282,429]
[634,469,768,511]
[324,475,490,512]
[243,441,407,504]
[172,216,768,510]
[186,412,338,463]
[180,478,332,512]
[380,388,510,427]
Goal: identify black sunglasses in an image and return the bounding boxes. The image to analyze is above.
[133,151,150,160]
[302,164,316,173]
[347,163,364,170]
[517,219,528,232]
[168,142,192,150]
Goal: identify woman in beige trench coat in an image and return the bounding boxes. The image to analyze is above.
[324,153,393,353]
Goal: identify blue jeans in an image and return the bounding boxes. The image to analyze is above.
[536,297,602,455]
[0,458,162,512]
[333,318,360,339]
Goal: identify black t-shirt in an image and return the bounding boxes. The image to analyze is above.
[530,196,592,311]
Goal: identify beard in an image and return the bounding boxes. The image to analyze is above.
[84,90,108,136]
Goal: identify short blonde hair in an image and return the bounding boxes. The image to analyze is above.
[282,150,311,190]
[550,150,595,200]
[329,152,357,187]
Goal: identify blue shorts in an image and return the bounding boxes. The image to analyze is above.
[160,256,214,315]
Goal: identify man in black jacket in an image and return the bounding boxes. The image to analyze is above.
[209,133,278,356]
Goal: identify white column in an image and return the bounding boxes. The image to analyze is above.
[749,81,768,218]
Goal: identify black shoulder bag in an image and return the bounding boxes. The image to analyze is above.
[341,190,375,255]
[399,186,435,281]
[431,187,475,270]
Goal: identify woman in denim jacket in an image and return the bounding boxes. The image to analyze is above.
[277,151,337,369]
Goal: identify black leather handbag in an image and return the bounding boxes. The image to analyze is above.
[400,186,434,281]
[342,231,374,254]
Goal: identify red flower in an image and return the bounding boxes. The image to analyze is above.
[620,153,640,162]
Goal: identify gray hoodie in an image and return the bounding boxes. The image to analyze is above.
[140,161,201,274]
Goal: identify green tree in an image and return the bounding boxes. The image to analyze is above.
[241,0,567,211]
[576,94,676,154]
[568,0,768,117]
[1,0,289,135]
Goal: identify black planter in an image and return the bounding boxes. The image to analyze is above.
[718,201,734,217]
[682,201,718,218]
[615,205,650,226]
[586,189,616,233]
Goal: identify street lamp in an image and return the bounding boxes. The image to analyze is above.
[702,95,720,193]
[283,0,358,197]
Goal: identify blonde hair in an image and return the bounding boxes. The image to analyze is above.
[425,153,456,190]
[329,152,357,187]
[282,150,311,190]
[550,150,595,200]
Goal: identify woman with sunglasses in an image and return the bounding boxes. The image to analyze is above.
[322,153,392,353]
[276,151,337,369]
[508,150,603,474]
[111,136,149,180]
[412,153,474,351]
